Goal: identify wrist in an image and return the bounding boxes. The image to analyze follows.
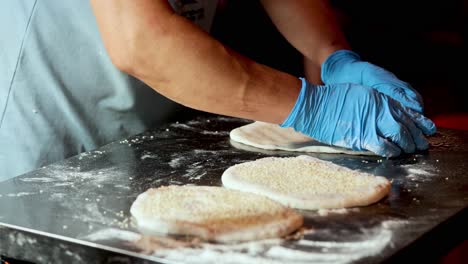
[317,44,351,65]
[281,78,314,128]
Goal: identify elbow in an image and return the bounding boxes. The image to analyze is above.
[103,20,173,77]
[91,1,176,76]
[107,47,135,75]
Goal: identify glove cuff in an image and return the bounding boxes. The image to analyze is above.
[281,78,309,128]
[321,49,361,84]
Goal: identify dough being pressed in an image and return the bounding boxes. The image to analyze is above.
[230,122,374,156]
[222,156,391,210]
[130,186,303,242]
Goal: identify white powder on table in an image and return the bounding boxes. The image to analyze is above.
[169,156,186,168]
[141,154,158,160]
[405,167,434,176]
[82,228,141,242]
[317,208,360,216]
[19,177,57,183]
[6,192,36,197]
[79,220,403,264]
[170,123,229,136]
[401,164,435,177]
[139,220,403,264]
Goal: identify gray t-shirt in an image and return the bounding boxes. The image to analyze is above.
[0,0,219,181]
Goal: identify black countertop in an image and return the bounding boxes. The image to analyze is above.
[1,115,467,264]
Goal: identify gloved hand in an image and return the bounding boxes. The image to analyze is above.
[321,50,424,113]
[281,78,436,157]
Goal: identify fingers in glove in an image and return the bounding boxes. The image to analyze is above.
[377,118,416,154]
[363,135,402,157]
[373,83,424,113]
[404,108,437,136]
[392,108,430,151]
[393,82,424,113]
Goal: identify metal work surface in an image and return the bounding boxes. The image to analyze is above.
[1,115,467,263]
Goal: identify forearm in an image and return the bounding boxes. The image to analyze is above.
[260,0,349,66]
[90,0,300,124]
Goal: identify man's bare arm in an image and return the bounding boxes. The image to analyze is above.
[89,0,301,124]
[259,0,350,83]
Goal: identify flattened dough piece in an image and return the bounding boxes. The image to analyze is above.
[222,156,391,210]
[230,122,374,156]
[130,186,303,242]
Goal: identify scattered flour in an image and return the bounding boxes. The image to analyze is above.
[170,123,229,136]
[317,208,360,216]
[151,239,283,264]
[213,116,242,122]
[405,168,434,176]
[43,165,124,185]
[192,149,218,155]
[53,182,74,187]
[64,250,84,262]
[187,120,202,126]
[200,130,229,136]
[141,154,158,160]
[170,123,193,130]
[401,164,436,184]
[50,193,66,200]
[19,177,57,183]
[169,157,186,168]
[9,232,37,247]
[380,220,409,229]
[73,203,109,224]
[401,164,435,176]
[82,228,141,242]
[168,156,208,181]
[142,220,403,264]
[115,184,131,190]
[6,192,36,197]
[182,164,207,181]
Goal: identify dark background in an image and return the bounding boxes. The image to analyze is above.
[209,2,467,262]
[211,0,467,119]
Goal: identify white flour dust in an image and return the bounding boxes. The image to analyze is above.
[187,120,202,126]
[72,203,109,225]
[167,155,209,181]
[170,123,229,136]
[43,164,127,186]
[19,177,57,183]
[200,130,229,136]
[82,228,141,242]
[50,193,66,200]
[380,220,408,229]
[8,232,37,247]
[169,157,186,168]
[405,168,434,176]
[142,220,402,264]
[401,164,436,183]
[182,162,206,181]
[212,116,243,122]
[5,192,36,197]
[317,208,360,216]
[115,184,131,190]
[193,149,218,155]
[141,154,158,160]
[170,123,193,130]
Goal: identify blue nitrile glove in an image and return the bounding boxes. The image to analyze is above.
[281,78,436,157]
[321,50,424,113]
